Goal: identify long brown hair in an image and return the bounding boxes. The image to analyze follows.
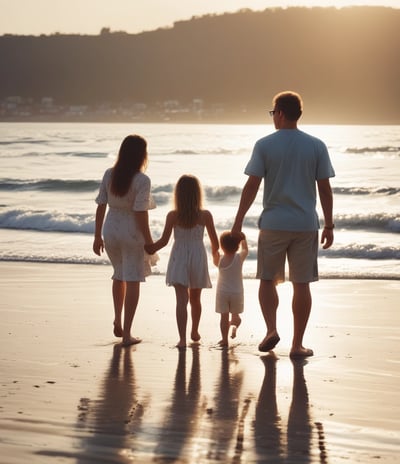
[110,135,148,196]
[174,175,203,228]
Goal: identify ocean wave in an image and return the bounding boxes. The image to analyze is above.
[320,243,400,260]
[4,176,398,201]
[0,254,109,266]
[2,150,110,159]
[0,208,94,233]
[0,138,50,145]
[1,208,398,236]
[31,150,109,158]
[205,185,243,199]
[333,186,400,196]
[152,183,174,193]
[345,146,399,156]
[172,149,199,155]
[0,178,244,200]
[334,213,400,233]
[242,213,400,234]
[0,178,100,192]
[171,147,237,155]
[152,184,243,202]
[240,214,400,234]
[54,151,109,158]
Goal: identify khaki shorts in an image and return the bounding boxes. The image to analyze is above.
[257,230,319,284]
[215,291,244,314]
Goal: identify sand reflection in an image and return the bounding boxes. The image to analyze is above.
[254,353,284,462]
[154,345,201,462]
[67,345,328,463]
[254,354,327,463]
[207,348,249,462]
[76,344,147,463]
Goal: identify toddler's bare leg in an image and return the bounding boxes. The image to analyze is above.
[230,314,242,339]
[218,313,230,346]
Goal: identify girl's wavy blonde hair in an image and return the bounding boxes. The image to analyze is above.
[174,174,203,228]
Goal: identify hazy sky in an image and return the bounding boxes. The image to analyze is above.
[1,0,399,35]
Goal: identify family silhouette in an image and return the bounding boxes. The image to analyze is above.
[93,90,335,356]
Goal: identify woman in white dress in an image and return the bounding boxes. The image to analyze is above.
[93,135,155,347]
[145,175,219,348]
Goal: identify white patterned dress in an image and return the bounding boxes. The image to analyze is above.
[95,168,157,282]
[166,224,212,289]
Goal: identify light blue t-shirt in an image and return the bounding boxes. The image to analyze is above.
[245,129,335,231]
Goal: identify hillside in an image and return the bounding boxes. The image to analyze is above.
[0,7,399,124]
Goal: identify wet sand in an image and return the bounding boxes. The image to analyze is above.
[0,262,399,463]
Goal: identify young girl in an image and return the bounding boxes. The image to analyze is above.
[145,175,219,348]
[214,231,248,347]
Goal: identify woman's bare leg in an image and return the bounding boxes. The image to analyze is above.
[112,279,125,337]
[122,281,141,346]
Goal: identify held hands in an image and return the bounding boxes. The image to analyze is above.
[230,220,245,238]
[93,236,104,256]
[230,229,245,242]
[144,243,157,255]
[212,249,220,266]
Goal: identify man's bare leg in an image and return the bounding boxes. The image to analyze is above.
[258,279,280,352]
[290,282,313,357]
[122,281,142,346]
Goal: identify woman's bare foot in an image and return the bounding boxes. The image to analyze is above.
[113,322,123,337]
[218,339,228,347]
[176,340,187,350]
[290,347,313,358]
[121,336,142,347]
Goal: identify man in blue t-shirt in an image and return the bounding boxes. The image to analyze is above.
[232,91,335,358]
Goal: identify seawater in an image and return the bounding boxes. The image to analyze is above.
[0,122,399,279]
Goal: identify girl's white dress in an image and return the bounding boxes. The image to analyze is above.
[166,224,212,288]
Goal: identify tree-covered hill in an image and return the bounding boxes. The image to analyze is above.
[1,7,399,123]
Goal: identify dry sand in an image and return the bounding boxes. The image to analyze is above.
[0,262,399,463]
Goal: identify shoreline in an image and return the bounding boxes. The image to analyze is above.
[1,261,399,463]
[1,258,399,281]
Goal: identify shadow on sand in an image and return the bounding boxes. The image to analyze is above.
[34,345,327,463]
[255,353,328,463]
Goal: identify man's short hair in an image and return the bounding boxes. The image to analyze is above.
[273,91,303,121]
